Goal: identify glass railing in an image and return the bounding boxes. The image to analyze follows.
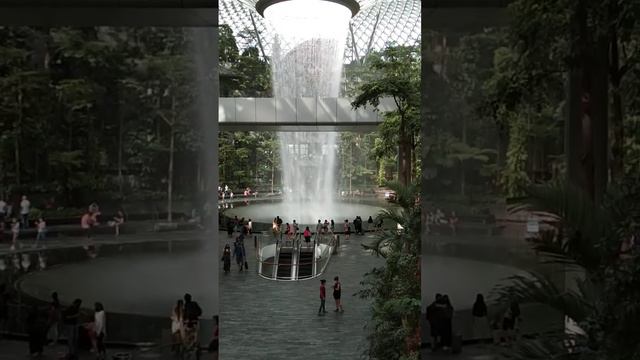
[255,231,336,281]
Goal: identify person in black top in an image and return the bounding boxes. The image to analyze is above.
[472,293,489,340]
[47,292,62,346]
[27,305,47,357]
[63,298,82,360]
[0,284,8,339]
[438,295,454,351]
[426,294,442,350]
[367,216,373,232]
[332,276,344,312]
[183,293,202,326]
[221,244,231,273]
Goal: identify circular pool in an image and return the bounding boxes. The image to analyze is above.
[20,248,524,317]
[223,200,388,225]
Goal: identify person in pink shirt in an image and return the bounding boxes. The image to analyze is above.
[318,279,327,315]
[34,217,47,248]
[81,212,93,241]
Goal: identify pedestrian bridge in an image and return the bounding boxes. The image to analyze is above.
[218,97,396,131]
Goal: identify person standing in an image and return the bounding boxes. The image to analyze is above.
[170,300,184,353]
[81,212,93,242]
[47,292,62,346]
[303,227,312,247]
[27,305,46,357]
[344,220,351,240]
[0,197,6,221]
[318,279,327,315]
[333,276,344,312]
[367,216,374,232]
[207,315,219,360]
[441,295,454,351]
[112,210,125,237]
[93,302,106,360]
[233,240,245,272]
[0,285,8,340]
[0,197,6,240]
[63,299,82,360]
[34,217,47,248]
[472,294,489,340]
[315,220,322,239]
[221,245,231,273]
[20,195,30,229]
[426,294,442,351]
[10,218,20,251]
[330,219,335,234]
[247,219,253,235]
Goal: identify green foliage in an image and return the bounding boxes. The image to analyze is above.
[337,132,377,191]
[499,109,531,197]
[219,25,271,97]
[359,182,420,359]
[0,26,207,205]
[495,180,640,360]
[352,45,421,185]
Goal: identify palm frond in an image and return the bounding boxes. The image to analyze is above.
[508,180,610,270]
[501,333,583,360]
[491,272,594,325]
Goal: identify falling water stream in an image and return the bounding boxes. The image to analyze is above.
[264,0,351,223]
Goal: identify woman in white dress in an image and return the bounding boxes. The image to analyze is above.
[94,302,106,360]
[171,300,184,353]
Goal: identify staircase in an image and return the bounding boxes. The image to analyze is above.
[276,248,293,279]
[297,249,314,279]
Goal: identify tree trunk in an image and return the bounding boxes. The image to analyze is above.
[609,27,624,180]
[167,128,175,222]
[590,34,610,205]
[566,2,609,204]
[271,159,275,194]
[398,115,412,186]
[117,98,124,197]
[14,83,23,186]
[167,95,176,222]
[349,142,353,195]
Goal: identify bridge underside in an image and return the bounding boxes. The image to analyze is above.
[218,123,379,132]
[219,97,393,132]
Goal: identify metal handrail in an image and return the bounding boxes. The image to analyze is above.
[255,231,336,281]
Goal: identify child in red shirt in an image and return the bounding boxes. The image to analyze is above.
[318,279,327,315]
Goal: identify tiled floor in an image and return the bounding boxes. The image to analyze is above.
[219,232,384,360]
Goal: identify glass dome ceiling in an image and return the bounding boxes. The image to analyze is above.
[219,0,421,63]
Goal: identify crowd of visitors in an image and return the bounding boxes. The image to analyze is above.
[0,195,129,251]
[425,208,459,235]
[426,293,523,353]
[169,293,219,359]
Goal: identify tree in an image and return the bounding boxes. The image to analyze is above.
[491,0,640,202]
[352,45,420,186]
[493,180,640,360]
[359,182,421,360]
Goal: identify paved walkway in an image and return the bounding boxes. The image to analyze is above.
[422,344,508,360]
[219,232,384,360]
[0,337,181,360]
